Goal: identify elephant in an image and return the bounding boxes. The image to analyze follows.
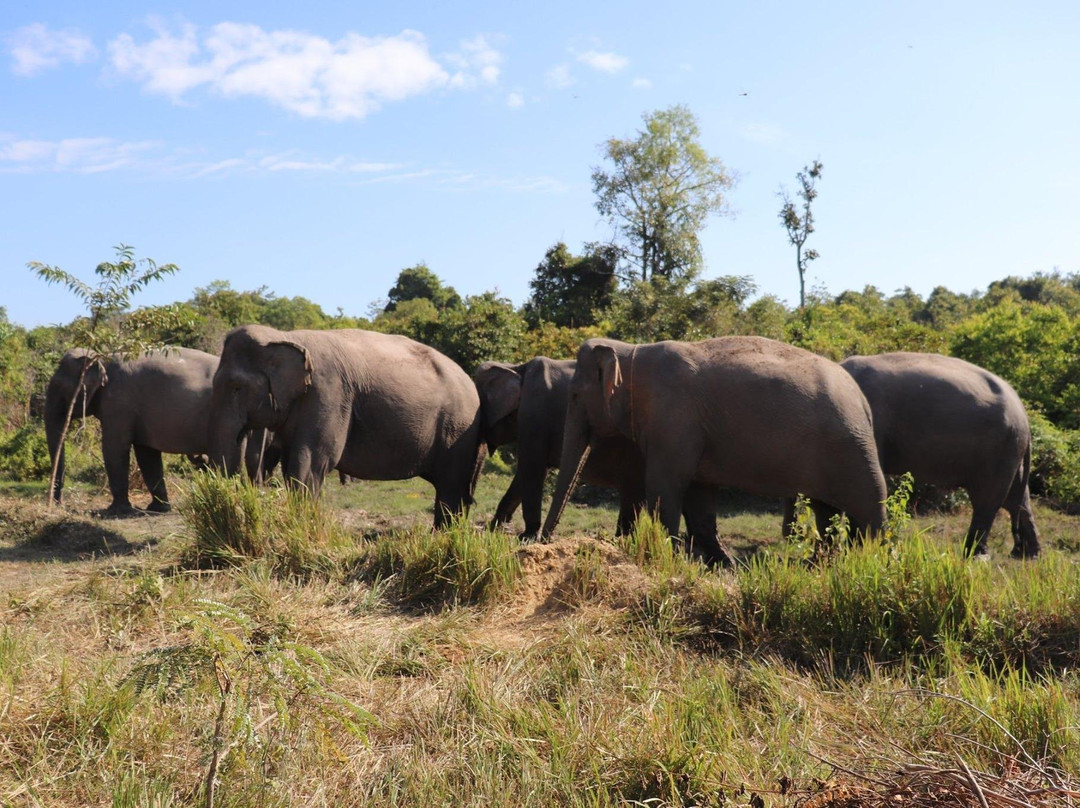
[207,324,484,527]
[809,352,1039,558]
[541,337,887,547]
[45,347,269,515]
[475,358,727,563]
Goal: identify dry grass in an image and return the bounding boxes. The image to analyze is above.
[1,474,1078,807]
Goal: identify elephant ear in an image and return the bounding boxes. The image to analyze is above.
[477,364,522,431]
[593,344,623,411]
[264,341,313,411]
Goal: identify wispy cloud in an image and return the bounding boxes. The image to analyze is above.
[0,135,566,193]
[506,91,524,109]
[446,34,502,88]
[545,63,574,89]
[8,23,96,76]
[105,18,502,120]
[0,136,157,173]
[577,50,628,74]
[630,77,652,90]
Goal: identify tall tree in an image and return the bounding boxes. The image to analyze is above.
[592,105,736,283]
[523,242,618,327]
[778,160,823,309]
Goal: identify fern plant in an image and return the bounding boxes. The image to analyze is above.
[122,599,371,808]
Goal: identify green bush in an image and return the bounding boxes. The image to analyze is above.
[1028,412,1080,504]
[0,424,51,480]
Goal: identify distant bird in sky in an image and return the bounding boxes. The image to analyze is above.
[738,91,749,96]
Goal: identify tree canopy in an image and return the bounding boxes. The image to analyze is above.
[592,105,736,283]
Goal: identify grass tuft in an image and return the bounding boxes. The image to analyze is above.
[179,470,351,574]
[358,517,522,609]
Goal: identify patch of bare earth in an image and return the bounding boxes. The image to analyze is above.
[477,536,650,652]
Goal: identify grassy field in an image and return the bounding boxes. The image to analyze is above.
[0,466,1078,807]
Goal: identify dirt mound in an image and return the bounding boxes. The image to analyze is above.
[0,497,143,562]
[513,536,650,617]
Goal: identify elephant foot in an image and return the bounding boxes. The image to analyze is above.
[517,530,541,543]
[1010,545,1040,560]
[101,503,142,519]
[145,500,172,514]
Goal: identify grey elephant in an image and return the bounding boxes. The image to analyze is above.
[541,337,887,545]
[207,325,484,527]
[826,352,1038,558]
[475,358,726,562]
[45,347,266,515]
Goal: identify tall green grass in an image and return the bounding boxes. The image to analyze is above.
[179,470,351,574]
[359,518,523,609]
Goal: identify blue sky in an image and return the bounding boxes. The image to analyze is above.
[3,1,1078,328]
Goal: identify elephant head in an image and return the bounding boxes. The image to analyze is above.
[541,339,630,537]
[209,327,312,475]
[44,349,108,503]
[474,361,522,453]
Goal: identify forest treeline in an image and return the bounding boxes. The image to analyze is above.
[3,252,1080,502]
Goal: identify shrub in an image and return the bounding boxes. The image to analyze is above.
[1028,412,1080,504]
[360,519,522,609]
[0,423,51,480]
[179,471,350,574]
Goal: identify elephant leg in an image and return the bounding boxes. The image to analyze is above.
[965,476,1014,557]
[281,444,326,497]
[644,464,689,540]
[812,500,843,542]
[433,486,469,529]
[615,473,646,537]
[1004,470,1040,560]
[133,445,170,512]
[781,497,798,539]
[491,473,522,531]
[101,430,135,516]
[683,484,730,568]
[516,463,550,539]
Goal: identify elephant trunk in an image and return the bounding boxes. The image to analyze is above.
[44,390,69,504]
[209,414,245,476]
[541,409,592,539]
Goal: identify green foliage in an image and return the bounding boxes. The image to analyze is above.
[0,423,51,480]
[384,263,463,313]
[592,105,735,282]
[360,519,522,609]
[1027,412,1080,503]
[523,242,617,328]
[437,291,528,371]
[29,244,181,361]
[778,160,822,308]
[601,273,756,342]
[951,299,1080,427]
[179,471,351,574]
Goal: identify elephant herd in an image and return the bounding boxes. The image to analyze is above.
[44,324,1041,561]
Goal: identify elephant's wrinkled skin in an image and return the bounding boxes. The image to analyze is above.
[542,337,887,546]
[208,325,483,527]
[45,347,265,515]
[475,358,726,562]
[840,352,1039,558]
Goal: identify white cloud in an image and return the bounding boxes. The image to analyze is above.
[577,50,628,74]
[8,23,96,76]
[0,136,157,173]
[630,77,651,90]
[446,34,502,88]
[506,91,524,109]
[545,63,574,89]
[107,19,500,120]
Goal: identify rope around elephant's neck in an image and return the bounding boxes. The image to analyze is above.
[628,344,639,439]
